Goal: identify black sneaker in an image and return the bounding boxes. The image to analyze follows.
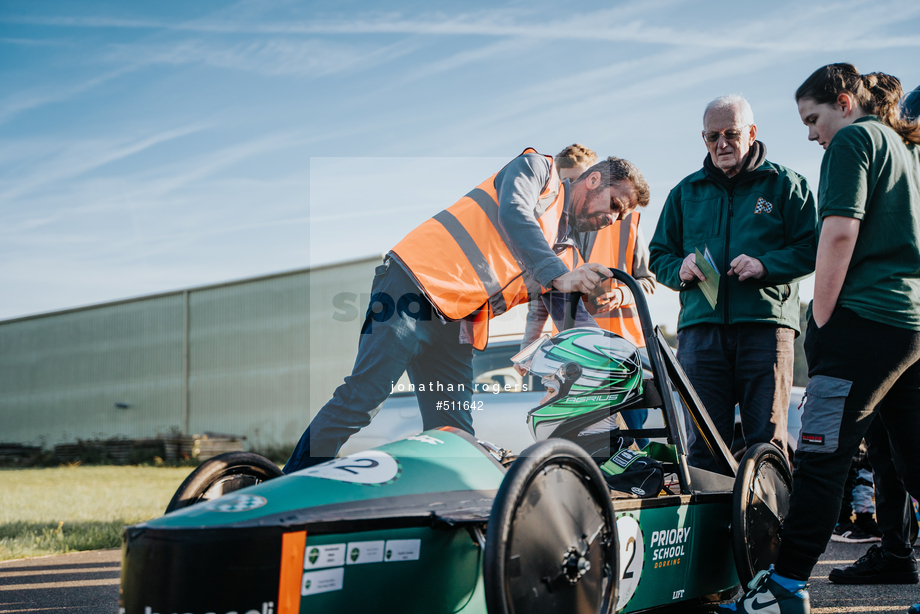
[831,521,881,543]
[715,569,810,614]
[908,605,918,614]
[855,512,883,539]
[828,545,919,584]
[831,521,856,541]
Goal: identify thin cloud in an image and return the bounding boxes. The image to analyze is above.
[105,37,422,78]
[0,15,171,29]
[386,37,536,88]
[5,3,918,56]
[6,1,918,52]
[0,65,138,125]
[0,123,211,204]
[373,1,920,155]
[0,129,310,240]
[0,37,73,47]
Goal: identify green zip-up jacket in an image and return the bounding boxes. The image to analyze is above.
[649,158,817,333]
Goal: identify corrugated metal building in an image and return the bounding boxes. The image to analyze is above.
[0,256,532,448]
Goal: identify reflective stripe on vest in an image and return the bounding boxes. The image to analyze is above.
[390,148,566,329]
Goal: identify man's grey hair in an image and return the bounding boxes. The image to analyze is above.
[703,95,754,127]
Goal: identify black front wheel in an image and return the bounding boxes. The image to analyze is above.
[165,451,283,513]
[732,443,792,586]
[484,439,618,614]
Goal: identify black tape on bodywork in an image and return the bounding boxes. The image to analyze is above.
[120,524,286,613]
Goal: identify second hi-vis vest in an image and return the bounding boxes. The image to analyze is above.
[390,148,573,350]
[550,212,644,347]
[587,212,644,347]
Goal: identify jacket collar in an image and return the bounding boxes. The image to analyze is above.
[688,149,778,189]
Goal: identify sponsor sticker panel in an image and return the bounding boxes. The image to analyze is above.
[301,567,345,597]
[304,543,346,570]
[384,539,421,562]
[346,540,386,564]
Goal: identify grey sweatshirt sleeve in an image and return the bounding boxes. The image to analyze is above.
[495,154,571,289]
[522,295,550,349]
[629,226,657,301]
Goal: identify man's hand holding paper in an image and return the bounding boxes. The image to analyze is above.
[693,247,719,310]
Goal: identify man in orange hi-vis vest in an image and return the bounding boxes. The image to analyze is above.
[522,145,656,349]
[285,150,650,472]
[520,145,657,445]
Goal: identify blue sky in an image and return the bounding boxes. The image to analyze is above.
[2,1,919,329]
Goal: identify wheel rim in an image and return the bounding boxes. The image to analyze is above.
[196,473,263,503]
[733,444,792,585]
[745,458,790,570]
[504,462,612,614]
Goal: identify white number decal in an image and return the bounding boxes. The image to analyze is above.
[293,450,399,484]
[616,515,645,610]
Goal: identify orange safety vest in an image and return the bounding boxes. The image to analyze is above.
[586,212,645,347]
[390,148,571,350]
[549,212,644,347]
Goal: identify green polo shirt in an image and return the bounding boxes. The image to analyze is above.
[818,116,920,329]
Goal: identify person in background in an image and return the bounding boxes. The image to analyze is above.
[716,64,920,614]
[521,144,600,346]
[650,95,817,472]
[520,144,656,445]
[831,437,883,544]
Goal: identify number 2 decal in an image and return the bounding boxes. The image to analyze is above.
[623,536,637,579]
[334,458,380,475]
[616,516,645,611]
[293,451,399,484]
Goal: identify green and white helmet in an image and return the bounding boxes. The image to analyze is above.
[512,327,643,442]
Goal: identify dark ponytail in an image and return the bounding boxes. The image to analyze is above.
[796,63,920,145]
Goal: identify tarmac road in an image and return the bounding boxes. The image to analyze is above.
[0,541,916,613]
[0,549,119,613]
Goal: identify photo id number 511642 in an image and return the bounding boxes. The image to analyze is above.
[436,401,484,411]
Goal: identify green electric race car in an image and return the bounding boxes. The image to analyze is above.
[119,271,792,614]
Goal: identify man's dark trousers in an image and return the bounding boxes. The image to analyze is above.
[677,323,794,472]
[284,260,474,474]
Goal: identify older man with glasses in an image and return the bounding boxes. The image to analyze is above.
[649,95,818,471]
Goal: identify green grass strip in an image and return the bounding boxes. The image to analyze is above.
[0,466,195,561]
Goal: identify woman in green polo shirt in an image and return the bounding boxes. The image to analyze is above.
[714,64,920,614]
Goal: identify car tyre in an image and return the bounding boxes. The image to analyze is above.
[731,442,792,586]
[165,451,283,514]
[484,438,618,614]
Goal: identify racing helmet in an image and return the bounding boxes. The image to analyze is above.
[512,327,643,442]
[900,85,920,123]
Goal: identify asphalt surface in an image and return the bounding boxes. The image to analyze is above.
[807,541,918,614]
[0,549,120,613]
[0,541,916,613]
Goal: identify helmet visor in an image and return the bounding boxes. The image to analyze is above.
[510,334,552,375]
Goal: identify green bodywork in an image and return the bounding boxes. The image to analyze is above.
[152,430,506,530]
[127,430,740,613]
[613,497,738,612]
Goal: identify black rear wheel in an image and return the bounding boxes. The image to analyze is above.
[484,439,618,614]
[165,451,283,513]
[732,443,792,586]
